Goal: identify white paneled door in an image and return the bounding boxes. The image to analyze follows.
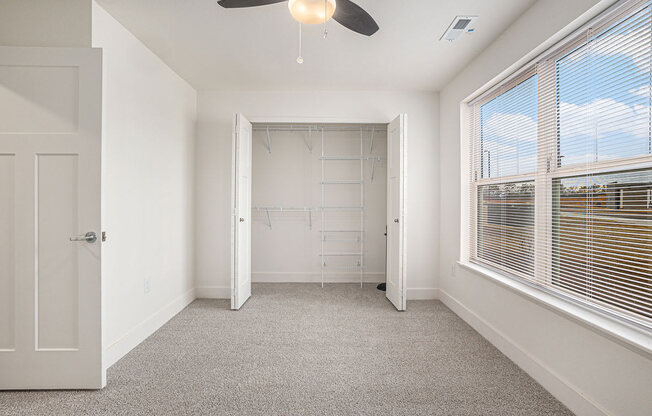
[231,113,252,310]
[386,114,407,311]
[0,47,104,389]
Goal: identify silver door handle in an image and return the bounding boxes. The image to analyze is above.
[240,218,245,222]
[394,218,399,223]
[70,231,97,243]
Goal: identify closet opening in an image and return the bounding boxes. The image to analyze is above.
[231,114,407,311]
[251,123,388,288]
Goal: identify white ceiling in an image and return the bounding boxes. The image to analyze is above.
[96,0,537,91]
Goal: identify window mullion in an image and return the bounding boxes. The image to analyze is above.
[535,59,556,286]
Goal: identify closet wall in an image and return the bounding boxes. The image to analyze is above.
[251,125,387,284]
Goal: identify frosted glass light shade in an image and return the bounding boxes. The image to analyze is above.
[288,0,336,25]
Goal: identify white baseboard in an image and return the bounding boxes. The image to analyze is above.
[407,287,440,300]
[196,283,438,300]
[439,289,608,416]
[103,288,196,371]
[252,271,385,284]
[195,286,230,299]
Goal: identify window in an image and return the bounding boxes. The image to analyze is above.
[479,75,538,179]
[477,181,535,276]
[468,0,652,327]
[552,170,652,319]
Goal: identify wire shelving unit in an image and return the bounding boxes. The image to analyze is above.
[320,127,366,288]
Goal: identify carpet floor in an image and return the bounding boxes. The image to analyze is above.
[2,283,573,415]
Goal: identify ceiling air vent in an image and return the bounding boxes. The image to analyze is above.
[440,15,478,42]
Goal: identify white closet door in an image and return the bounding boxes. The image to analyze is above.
[0,47,104,389]
[231,113,252,310]
[386,114,407,311]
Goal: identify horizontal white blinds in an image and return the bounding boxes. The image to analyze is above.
[556,6,651,167]
[469,0,652,327]
[476,181,535,277]
[552,170,652,320]
[477,75,538,179]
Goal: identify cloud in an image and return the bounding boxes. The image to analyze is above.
[483,113,538,144]
[559,98,649,140]
[630,85,651,98]
[563,22,651,73]
[480,93,651,175]
[481,113,538,177]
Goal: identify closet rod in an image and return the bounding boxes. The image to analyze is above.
[320,156,384,161]
[253,126,386,133]
[252,207,365,211]
[252,207,312,211]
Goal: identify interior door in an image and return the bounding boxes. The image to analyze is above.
[0,47,104,389]
[231,113,252,310]
[386,114,407,311]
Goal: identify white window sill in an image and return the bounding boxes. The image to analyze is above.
[456,261,652,358]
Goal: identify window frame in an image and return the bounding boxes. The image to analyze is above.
[470,69,548,286]
[465,0,652,332]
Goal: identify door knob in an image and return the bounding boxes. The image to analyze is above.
[70,231,97,243]
[394,218,399,223]
[240,218,245,222]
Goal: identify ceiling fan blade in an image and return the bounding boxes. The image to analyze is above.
[332,0,379,36]
[217,0,286,8]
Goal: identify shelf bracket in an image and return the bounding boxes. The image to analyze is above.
[370,157,377,184]
[369,127,375,154]
[265,208,272,229]
[308,208,312,230]
[266,126,272,154]
[306,126,313,154]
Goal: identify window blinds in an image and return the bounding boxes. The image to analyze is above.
[468,0,652,327]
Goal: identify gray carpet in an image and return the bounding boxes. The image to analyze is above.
[2,283,572,415]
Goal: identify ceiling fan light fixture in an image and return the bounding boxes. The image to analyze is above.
[288,0,336,25]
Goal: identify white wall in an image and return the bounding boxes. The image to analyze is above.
[0,0,92,47]
[251,126,387,283]
[195,91,439,299]
[92,3,197,369]
[439,0,652,415]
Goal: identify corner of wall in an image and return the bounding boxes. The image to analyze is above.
[93,1,200,370]
[103,288,196,371]
[438,289,610,416]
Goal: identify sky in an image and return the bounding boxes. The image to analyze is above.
[479,5,651,189]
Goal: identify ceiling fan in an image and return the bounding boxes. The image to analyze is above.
[217,0,379,36]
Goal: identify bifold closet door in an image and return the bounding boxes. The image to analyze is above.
[386,114,407,311]
[0,47,104,389]
[231,113,252,310]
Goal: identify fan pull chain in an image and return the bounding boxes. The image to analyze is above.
[297,23,304,64]
[323,0,328,38]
